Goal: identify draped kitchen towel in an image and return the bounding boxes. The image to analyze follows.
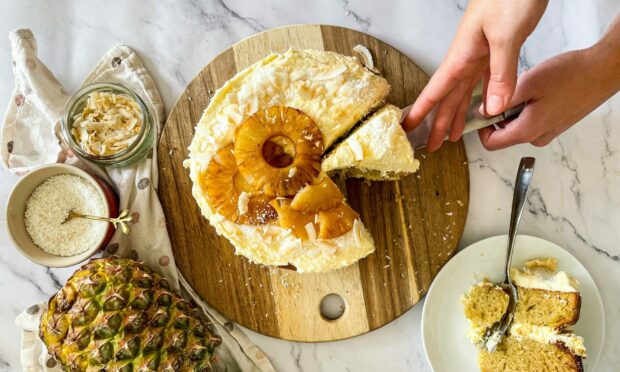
[4,29,275,372]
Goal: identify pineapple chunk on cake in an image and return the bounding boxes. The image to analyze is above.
[322,104,419,180]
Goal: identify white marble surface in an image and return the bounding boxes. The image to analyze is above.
[1,1,619,371]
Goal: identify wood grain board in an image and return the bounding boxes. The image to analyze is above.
[158,25,469,342]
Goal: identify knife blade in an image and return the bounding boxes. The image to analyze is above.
[403,91,526,150]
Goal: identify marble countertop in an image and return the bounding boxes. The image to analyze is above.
[1,1,619,371]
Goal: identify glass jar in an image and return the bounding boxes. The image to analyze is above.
[61,82,154,168]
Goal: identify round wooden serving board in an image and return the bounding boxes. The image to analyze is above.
[158,25,469,342]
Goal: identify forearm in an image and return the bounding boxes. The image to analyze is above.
[591,13,620,93]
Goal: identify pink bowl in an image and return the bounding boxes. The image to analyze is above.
[6,163,119,267]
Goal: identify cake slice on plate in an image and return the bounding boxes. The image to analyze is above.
[321,104,419,180]
[462,258,585,372]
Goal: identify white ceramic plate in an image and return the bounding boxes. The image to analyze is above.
[422,235,604,372]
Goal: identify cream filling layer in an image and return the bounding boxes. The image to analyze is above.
[467,323,586,357]
[510,268,579,292]
[510,323,587,357]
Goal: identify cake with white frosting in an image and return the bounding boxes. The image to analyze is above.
[462,258,585,371]
[186,49,419,273]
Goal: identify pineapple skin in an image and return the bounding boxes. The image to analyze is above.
[39,257,221,372]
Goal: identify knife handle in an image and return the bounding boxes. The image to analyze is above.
[460,102,526,137]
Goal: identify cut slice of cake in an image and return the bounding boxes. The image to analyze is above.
[462,258,585,372]
[478,336,584,372]
[321,104,419,180]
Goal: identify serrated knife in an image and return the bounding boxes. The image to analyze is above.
[403,90,526,150]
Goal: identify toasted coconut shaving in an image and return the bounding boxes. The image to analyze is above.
[70,91,143,156]
[353,45,379,74]
[314,65,347,81]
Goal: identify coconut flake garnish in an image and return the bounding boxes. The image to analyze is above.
[305,223,317,241]
[353,44,379,74]
[307,248,321,257]
[238,192,250,215]
[322,244,337,256]
[288,167,297,178]
[290,70,307,81]
[279,239,299,255]
[314,65,347,81]
[353,219,364,248]
[348,138,364,161]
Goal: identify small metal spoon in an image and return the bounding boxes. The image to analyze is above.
[62,209,134,234]
[480,157,535,352]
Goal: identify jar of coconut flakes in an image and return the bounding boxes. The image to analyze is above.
[61,82,154,167]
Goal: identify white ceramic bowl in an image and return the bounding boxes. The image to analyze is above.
[6,163,117,267]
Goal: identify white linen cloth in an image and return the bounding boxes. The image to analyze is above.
[3,29,275,372]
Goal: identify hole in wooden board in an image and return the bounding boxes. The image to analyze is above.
[320,293,346,320]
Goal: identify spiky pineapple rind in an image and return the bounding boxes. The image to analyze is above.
[39,257,221,372]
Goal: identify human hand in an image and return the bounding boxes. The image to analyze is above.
[403,0,548,151]
[479,42,620,149]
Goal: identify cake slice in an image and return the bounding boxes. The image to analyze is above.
[462,258,585,372]
[478,336,584,372]
[321,104,419,180]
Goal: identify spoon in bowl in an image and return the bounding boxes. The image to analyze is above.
[62,209,134,234]
[480,157,535,352]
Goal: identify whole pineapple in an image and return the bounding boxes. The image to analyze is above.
[40,257,221,371]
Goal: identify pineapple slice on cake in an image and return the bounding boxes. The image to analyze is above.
[234,106,323,197]
[291,174,344,212]
[270,199,318,240]
[202,145,276,224]
[317,203,360,239]
[272,174,358,241]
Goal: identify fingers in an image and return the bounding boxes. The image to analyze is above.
[426,78,475,151]
[478,114,529,150]
[449,79,480,142]
[403,62,465,131]
[485,40,520,115]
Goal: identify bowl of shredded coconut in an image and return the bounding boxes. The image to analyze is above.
[6,164,118,267]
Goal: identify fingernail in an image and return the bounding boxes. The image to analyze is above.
[486,95,503,115]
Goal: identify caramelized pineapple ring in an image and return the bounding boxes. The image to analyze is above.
[234,106,324,196]
[202,145,276,224]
